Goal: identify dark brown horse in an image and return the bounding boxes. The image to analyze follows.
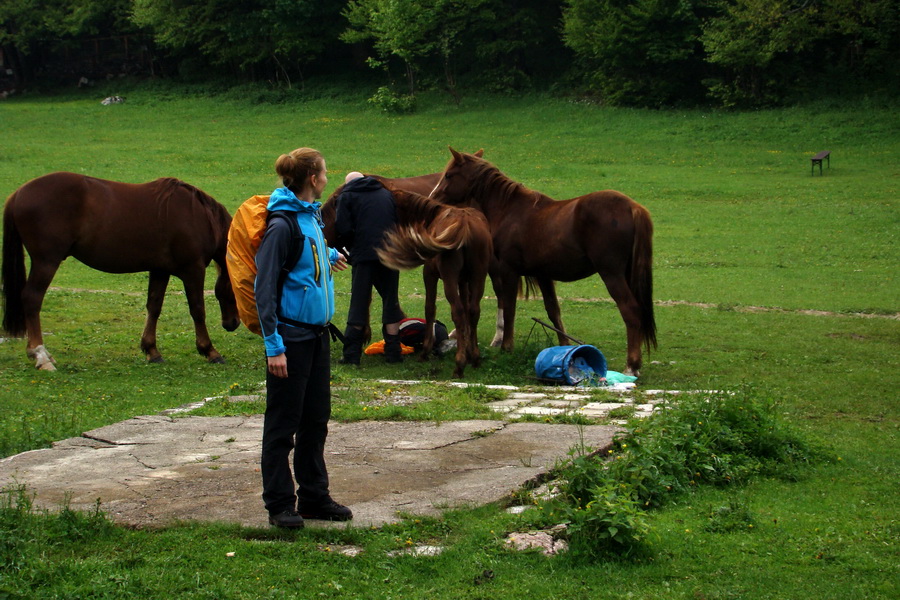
[2,172,240,370]
[430,148,657,375]
[376,188,492,378]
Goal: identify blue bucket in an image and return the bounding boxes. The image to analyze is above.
[534,345,607,386]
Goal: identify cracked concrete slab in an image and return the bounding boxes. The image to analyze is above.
[0,416,618,529]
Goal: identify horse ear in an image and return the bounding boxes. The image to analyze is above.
[474,149,484,158]
[449,146,462,161]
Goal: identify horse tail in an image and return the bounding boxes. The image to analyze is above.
[520,276,540,299]
[376,223,459,271]
[2,193,27,337]
[631,202,657,350]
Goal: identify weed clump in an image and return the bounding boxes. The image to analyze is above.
[550,387,828,559]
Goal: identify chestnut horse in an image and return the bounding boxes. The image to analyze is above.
[376,188,492,378]
[320,172,447,346]
[430,148,657,375]
[319,161,534,363]
[2,172,240,370]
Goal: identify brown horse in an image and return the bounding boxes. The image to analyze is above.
[430,148,657,375]
[2,172,240,370]
[376,188,492,378]
[319,172,447,346]
[320,161,535,359]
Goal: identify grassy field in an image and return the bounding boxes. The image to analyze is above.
[0,83,897,598]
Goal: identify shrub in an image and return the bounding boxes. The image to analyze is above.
[562,481,651,558]
[368,86,417,114]
[553,387,827,559]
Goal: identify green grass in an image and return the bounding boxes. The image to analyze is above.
[0,82,898,598]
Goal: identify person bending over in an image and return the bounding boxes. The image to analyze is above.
[335,171,405,364]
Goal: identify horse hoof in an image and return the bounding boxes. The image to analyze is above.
[209,356,226,364]
[148,356,165,364]
[29,345,57,371]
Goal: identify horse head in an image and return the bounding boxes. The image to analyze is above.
[431,147,487,205]
[320,191,339,244]
[210,201,240,332]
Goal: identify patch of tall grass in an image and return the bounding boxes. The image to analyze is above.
[532,386,830,559]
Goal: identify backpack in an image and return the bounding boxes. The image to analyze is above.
[398,318,450,350]
[226,195,303,335]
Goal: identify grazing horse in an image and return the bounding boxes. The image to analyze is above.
[2,172,240,370]
[430,148,657,376]
[376,188,492,378]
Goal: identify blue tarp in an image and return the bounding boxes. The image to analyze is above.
[534,345,607,386]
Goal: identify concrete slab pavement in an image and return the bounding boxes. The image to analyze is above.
[0,416,618,529]
[0,380,670,529]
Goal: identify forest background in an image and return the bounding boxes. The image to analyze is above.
[1,0,898,108]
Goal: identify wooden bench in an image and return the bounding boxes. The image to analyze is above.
[811,150,831,175]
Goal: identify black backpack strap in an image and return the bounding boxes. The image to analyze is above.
[267,211,304,311]
[267,211,304,274]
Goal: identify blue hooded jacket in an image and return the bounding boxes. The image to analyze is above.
[255,187,341,357]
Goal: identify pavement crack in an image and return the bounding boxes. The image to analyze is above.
[81,433,141,446]
[424,424,508,451]
[130,453,156,470]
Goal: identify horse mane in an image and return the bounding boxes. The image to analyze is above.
[377,188,484,271]
[388,188,450,227]
[464,156,546,207]
[320,193,336,222]
[153,177,231,249]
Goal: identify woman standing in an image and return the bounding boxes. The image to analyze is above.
[256,147,350,528]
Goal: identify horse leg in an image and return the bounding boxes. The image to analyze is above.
[420,262,440,361]
[442,273,468,378]
[487,268,504,347]
[21,260,61,370]
[491,303,505,348]
[496,272,519,352]
[600,273,644,376]
[141,270,169,363]
[180,268,224,364]
[537,278,568,346]
[464,272,486,369]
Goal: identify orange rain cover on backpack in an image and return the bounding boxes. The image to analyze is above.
[226,195,271,336]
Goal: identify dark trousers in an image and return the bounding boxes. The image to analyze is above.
[347,260,404,328]
[261,334,332,515]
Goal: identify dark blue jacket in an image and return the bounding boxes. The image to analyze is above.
[334,176,397,263]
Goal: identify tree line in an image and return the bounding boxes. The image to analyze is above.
[1,0,897,107]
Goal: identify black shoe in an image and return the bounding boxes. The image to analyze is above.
[268,509,305,529]
[298,499,353,521]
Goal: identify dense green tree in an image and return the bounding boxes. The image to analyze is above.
[702,0,900,105]
[132,0,346,84]
[562,0,714,106]
[343,0,569,101]
[1,0,135,85]
[343,0,491,99]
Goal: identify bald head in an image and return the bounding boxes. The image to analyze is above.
[345,171,364,184]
